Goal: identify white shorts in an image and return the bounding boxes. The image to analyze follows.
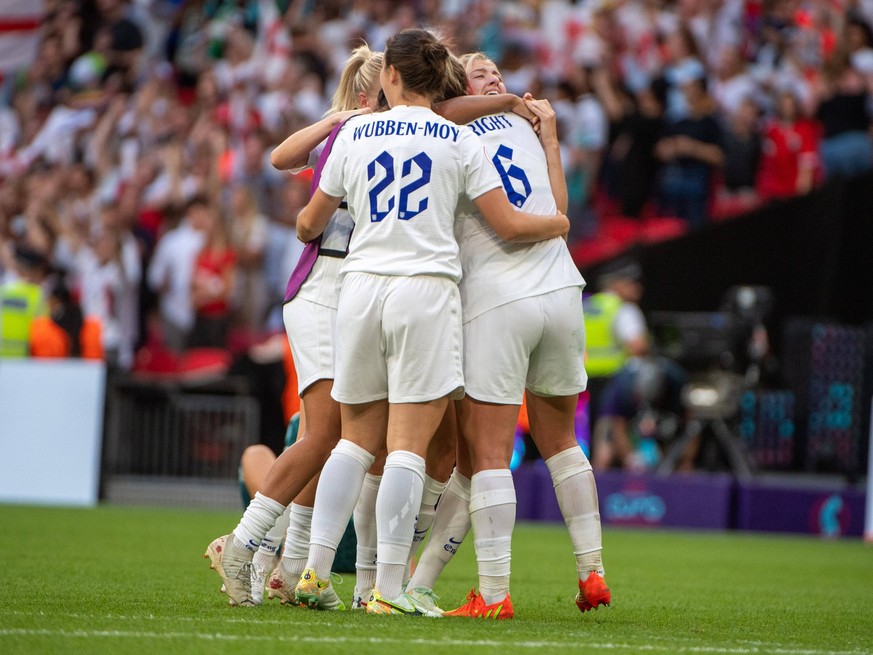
[283,298,336,395]
[331,272,464,404]
[463,285,587,404]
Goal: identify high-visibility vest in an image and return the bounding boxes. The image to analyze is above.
[0,281,46,358]
[582,292,626,378]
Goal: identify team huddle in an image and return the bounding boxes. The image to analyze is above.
[204,28,611,619]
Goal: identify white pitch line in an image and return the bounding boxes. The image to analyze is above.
[0,629,869,655]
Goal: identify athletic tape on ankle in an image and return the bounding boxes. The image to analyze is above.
[422,474,448,505]
[362,473,382,491]
[469,488,517,513]
[545,447,592,486]
[333,439,376,469]
[446,471,472,501]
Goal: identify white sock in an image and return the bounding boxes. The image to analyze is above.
[307,439,375,579]
[408,468,471,591]
[233,492,285,552]
[280,503,312,578]
[260,504,292,558]
[375,450,425,600]
[406,474,448,575]
[353,473,381,594]
[470,469,516,605]
[545,447,604,578]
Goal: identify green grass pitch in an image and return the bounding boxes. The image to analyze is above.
[1,504,871,655]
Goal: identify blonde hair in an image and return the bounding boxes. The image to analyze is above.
[459,51,491,74]
[328,43,384,114]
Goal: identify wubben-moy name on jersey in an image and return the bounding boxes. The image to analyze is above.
[353,120,461,141]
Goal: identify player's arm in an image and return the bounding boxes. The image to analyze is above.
[297,189,343,243]
[433,93,537,126]
[524,94,568,214]
[271,108,372,170]
[473,188,569,243]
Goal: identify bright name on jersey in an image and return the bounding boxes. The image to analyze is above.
[352,119,460,142]
[466,114,513,137]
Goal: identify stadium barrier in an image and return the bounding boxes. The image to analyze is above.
[101,374,260,508]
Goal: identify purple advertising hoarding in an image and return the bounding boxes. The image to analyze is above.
[512,462,868,537]
[734,484,866,537]
[513,463,735,530]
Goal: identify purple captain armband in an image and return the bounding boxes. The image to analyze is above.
[282,116,352,303]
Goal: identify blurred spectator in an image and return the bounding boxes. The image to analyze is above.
[262,174,306,329]
[656,75,725,229]
[593,68,667,219]
[560,66,608,239]
[584,257,649,377]
[662,25,706,122]
[96,0,145,88]
[30,274,103,360]
[757,87,822,201]
[813,47,873,179]
[583,256,649,446]
[146,196,206,352]
[75,227,129,367]
[711,44,761,119]
[228,184,269,334]
[0,245,50,358]
[188,199,236,349]
[846,14,873,78]
[719,97,763,210]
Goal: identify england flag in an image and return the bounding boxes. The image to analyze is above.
[0,0,43,75]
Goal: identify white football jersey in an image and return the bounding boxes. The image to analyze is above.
[455,112,585,321]
[287,141,355,309]
[292,206,353,308]
[319,105,502,282]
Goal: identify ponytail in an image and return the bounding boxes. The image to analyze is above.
[328,43,384,114]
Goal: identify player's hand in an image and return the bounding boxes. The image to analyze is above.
[523,93,556,142]
[510,94,537,124]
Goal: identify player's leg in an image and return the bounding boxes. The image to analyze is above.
[367,275,462,617]
[239,444,276,503]
[296,400,386,610]
[525,285,610,613]
[406,405,466,614]
[205,297,340,606]
[444,300,537,620]
[297,272,388,610]
[351,447,386,609]
[406,404,455,578]
[442,398,518,620]
[210,380,341,604]
[266,474,317,605]
[367,397,448,615]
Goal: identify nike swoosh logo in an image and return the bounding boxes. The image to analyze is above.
[414,529,429,535]
[448,537,463,545]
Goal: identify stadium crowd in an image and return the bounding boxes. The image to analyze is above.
[1,0,873,369]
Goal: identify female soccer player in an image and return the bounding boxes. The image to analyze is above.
[204,44,385,607]
[292,28,568,616]
[409,52,611,620]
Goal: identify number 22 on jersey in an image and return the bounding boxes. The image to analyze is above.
[367,151,432,222]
